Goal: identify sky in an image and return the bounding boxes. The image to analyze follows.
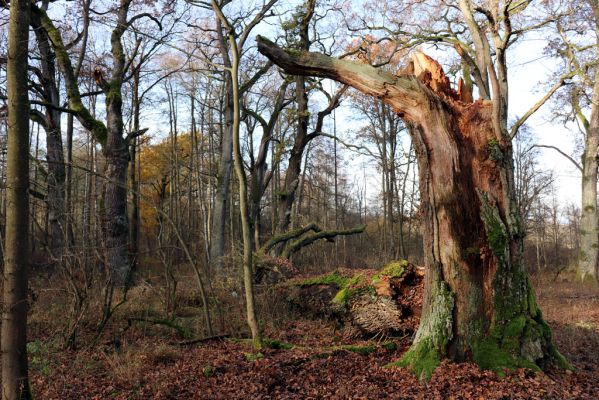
[509,34,581,206]
[329,28,585,211]
[33,0,585,212]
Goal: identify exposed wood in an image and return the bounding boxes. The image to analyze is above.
[257,35,565,376]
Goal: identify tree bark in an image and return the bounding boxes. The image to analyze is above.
[257,37,567,378]
[209,78,233,270]
[128,66,141,274]
[101,0,133,286]
[31,15,68,255]
[579,130,599,281]
[2,0,32,397]
[578,6,599,281]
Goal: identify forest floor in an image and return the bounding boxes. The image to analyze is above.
[28,272,599,399]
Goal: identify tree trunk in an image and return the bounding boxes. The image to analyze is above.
[99,1,133,287]
[257,37,567,378]
[104,106,130,286]
[2,0,32,397]
[577,145,598,280]
[578,50,599,281]
[209,77,234,270]
[128,66,141,274]
[32,19,67,256]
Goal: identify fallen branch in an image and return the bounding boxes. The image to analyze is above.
[260,222,324,255]
[281,225,366,259]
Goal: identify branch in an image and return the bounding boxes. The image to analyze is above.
[126,128,149,143]
[260,223,323,255]
[256,36,426,123]
[509,70,576,139]
[533,144,582,172]
[30,4,108,146]
[281,225,366,259]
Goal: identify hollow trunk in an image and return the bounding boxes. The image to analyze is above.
[257,37,566,378]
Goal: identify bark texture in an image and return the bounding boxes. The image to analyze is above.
[31,16,68,254]
[578,14,599,281]
[2,0,32,397]
[257,37,567,379]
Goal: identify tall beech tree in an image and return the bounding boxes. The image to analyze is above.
[2,0,32,397]
[257,11,568,378]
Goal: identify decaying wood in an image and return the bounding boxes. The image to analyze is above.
[257,35,565,374]
[282,263,424,338]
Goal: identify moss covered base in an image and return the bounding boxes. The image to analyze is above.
[387,338,443,380]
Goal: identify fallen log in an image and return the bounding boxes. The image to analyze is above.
[281,261,424,338]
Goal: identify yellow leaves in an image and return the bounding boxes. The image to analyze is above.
[138,133,196,234]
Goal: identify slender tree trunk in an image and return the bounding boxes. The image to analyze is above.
[2,0,32,397]
[128,67,141,273]
[258,38,567,378]
[231,60,261,349]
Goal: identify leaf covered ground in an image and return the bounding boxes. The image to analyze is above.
[28,275,599,399]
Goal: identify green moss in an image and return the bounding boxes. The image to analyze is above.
[387,339,441,380]
[550,344,572,370]
[202,365,214,377]
[472,338,540,375]
[262,338,293,350]
[297,272,364,307]
[372,260,408,284]
[244,352,264,361]
[296,271,348,288]
[382,341,398,352]
[503,315,527,337]
[488,138,504,162]
[332,287,350,305]
[381,260,407,277]
[480,206,508,260]
[526,279,540,318]
[338,344,376,355]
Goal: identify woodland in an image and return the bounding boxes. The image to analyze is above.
[0,0,599,399]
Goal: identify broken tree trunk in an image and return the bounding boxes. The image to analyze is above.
[284,261,423,338]
[257,36,567,378]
